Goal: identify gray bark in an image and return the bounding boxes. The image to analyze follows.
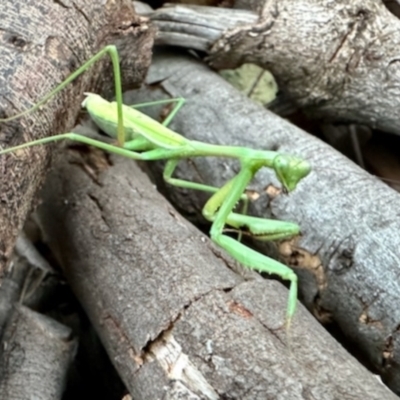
[149,1,400,135]
[36,149,398,399]
[0,255,31,335]
[0,304,76,399]
[0,0,154,278]
[122,49,400,395]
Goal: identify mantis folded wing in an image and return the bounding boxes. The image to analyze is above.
[0,45,311,334]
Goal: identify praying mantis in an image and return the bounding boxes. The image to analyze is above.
[0,45,311,332]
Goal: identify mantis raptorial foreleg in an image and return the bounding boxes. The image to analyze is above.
[0,45,311,334]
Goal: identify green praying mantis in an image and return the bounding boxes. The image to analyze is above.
[0,45,311,332]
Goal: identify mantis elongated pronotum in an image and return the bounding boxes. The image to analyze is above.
[0,45,311,332]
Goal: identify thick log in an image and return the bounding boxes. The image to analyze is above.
[0,0,154,277]
[0,304,76,399]
[36,150,398,399]
[149,1,400,135]
[122,49,400,394]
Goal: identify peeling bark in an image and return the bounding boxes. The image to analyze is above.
[123,49,400,395]
[149,1,400,134]
[36,150,398,399]
[0,0,154,277]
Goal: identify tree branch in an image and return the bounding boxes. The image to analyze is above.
[149,1,400,135]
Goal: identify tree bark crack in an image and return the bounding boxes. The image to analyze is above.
[103,312,138,360]
[72,2,90,25]
[52,0,69,10]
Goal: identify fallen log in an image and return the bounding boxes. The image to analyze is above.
[36,148,398,399]
[123,49,400,395]
[149,1,400,135]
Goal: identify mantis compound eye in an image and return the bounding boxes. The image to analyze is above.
[273,154,311,192]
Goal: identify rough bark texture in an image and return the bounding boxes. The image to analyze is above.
[150,1,400,134]
[0,304,76,399]
[0,255,32,336]
[0,0,154,278]
[36,150,398,400]
[120,49,400,395]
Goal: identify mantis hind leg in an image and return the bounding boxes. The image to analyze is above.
[0,133,186,162]
[129,98,185,127]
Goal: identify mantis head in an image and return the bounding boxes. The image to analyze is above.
[273,154,311,192]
